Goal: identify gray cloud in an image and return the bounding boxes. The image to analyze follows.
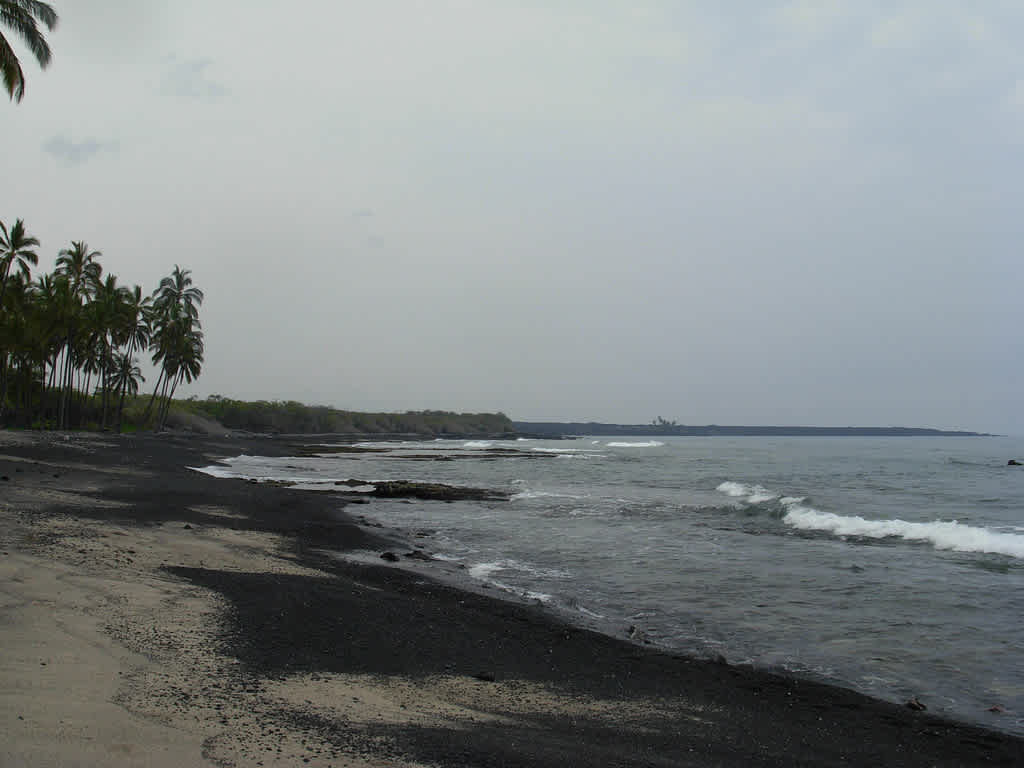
[42,136,119,167]
[161,57,229,103]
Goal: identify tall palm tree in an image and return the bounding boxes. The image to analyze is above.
[145,265,203,426]
[1,0,58,102]
[110,351,142,433]
[156,325,203,431]
[121,284,151,358]
[54,240,102,427]
[87,273,130,428]
[0,218,39,308]
[55,240,102,298]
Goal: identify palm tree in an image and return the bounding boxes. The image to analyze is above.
[155,325,203,431]
[55,240,102,298]
[29,271,63,423]
[0,218,39,308]
[110,352,142,433]
[87,273,131,428]
[153,264,204,322]
[145,265,203,426]
[1,1,58,103]
[54,240,102,427]
[121,284,151,358]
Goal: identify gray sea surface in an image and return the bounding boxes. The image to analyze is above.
[194,436,1024,734]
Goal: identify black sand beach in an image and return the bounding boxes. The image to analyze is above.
[1,431,1021,767]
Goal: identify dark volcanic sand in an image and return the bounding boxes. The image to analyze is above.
[2,430,1021,767]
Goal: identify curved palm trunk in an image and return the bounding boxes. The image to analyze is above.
[157,372,179,431]
[142,369,165,425]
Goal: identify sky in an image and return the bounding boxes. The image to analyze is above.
[2,1,1022,433]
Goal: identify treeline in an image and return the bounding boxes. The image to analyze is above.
[0,218,204,431]
[179,395,515,436]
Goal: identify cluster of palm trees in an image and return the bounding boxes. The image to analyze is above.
[0,218,204,431]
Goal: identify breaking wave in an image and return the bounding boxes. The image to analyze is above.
[717,481,1024,559]
[606,441,665,448]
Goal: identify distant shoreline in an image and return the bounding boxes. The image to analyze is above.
[514,422,994,438]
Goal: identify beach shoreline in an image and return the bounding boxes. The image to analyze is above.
[1,430,1021,767]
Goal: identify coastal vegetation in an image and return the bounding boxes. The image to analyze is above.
[176,395,515,437]
[1,0,58,102]
[0,217,204,431]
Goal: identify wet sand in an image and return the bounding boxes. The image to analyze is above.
[1,430,1021,767]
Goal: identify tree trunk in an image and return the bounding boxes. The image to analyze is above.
[161,373,183,431]
[142,369,165,425]
[99,357,109,430]
[0,354,9,425]
[116,379,126,434]
[157,374,177,431]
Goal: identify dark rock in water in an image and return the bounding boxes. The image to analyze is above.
[1008,459,1022,466]
[335,478,507,502]
[473,671,496,682]
[183,524,192,530]
[292,444,391,456]
[906,697,927,711]
[371,480,507,501]
[380,551,400,562]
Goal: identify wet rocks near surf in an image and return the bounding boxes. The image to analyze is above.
[335,479,508,502]
[379,549,436,563]
[292,443,559,461]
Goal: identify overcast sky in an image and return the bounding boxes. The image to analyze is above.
[2,1,1022,432]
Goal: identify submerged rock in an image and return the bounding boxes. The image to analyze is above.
[1008,459,1022,466]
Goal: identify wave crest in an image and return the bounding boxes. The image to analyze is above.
[606,441,665,448]
[717,480,1024,559]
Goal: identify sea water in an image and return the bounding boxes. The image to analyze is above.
[194,436,1024,734]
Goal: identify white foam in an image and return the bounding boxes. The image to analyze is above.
[463,441,493,449]
[716,481,777,504]
[530,446,595,454]
[511,490,585,501]
[606,441,665,448]
[783,505,1024,558]
[466,561,555,603]
[189,464,238,479]
[468,562,504,580]
[468,559,569,580]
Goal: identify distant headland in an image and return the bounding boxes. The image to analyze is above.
[513,422,993,438]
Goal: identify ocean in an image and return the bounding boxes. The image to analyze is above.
[193,435,1024,734]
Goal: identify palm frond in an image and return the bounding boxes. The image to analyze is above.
[9,1,57,30]
[0,31,26,101]
[0,3,52,69]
